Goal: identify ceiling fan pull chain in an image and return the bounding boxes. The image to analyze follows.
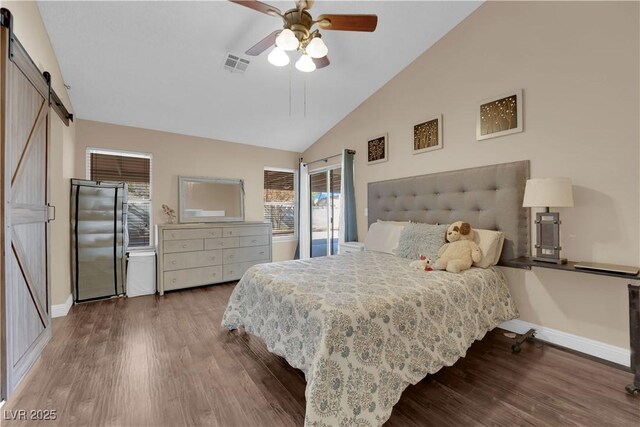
[289,62,292,117]
[304,76,307,118]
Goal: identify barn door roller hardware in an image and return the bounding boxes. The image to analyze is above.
[1,8,73,126]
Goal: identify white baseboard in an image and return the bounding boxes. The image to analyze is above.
[52,294,73,318]
[499,319,630,368]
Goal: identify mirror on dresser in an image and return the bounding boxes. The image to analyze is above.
[179,176,244,223]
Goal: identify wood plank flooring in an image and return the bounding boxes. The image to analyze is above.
[3,283,639,426]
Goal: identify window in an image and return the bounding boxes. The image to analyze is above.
[264,168,296,238]
[87,148,152,248]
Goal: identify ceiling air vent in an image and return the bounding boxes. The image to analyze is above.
[223,53,250,74]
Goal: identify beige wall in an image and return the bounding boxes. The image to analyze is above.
[4,1,76,306]
[304,1,639,349]
[75,120,299,262]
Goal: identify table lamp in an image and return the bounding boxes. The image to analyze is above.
[523,178,574,264]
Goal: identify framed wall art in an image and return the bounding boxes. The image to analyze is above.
[413,114,443,154]
[476,89,523,141]
[367,133,388,164]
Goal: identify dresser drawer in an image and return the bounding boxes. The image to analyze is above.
[163,266,222,291]
[223,245,270,264]
[222,226,270,238]
[164,239,204,253]
[204,237,240,250]
[164,228,222,241]
[163,250,222,271]
[223,261,267,282]
[240,235,270,247]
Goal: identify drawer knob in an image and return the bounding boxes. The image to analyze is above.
[171,233,176,238]
[172,279,176,284]
[229,270,233,274]
[212,272,217,277]
[230,255,234,258]
[251,239,257,243]
[211,257,216,261]
[182,244,187,249]
[172,260,176,265]
[259,251,265,255]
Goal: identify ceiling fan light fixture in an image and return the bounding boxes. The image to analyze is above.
[306,37,328,59]
[295,54,316,72]
[268,47,290,66]
[276,29,300,51]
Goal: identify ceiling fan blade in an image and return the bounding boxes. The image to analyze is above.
[245,30,280,56]
[228,0,282,17]
[313,55,330,69]
[316,14,378,32]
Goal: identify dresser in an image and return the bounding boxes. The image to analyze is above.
[155,222,272,295]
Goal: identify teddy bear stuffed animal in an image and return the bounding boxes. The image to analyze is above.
[409,255,433,271]
[434,221,483,273]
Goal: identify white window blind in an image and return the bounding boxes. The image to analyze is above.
[87,148,153,248]
[264,169,296,237]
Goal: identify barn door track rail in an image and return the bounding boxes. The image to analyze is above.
[1,8,73,126]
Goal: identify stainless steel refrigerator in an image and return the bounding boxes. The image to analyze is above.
[71,179,128,302]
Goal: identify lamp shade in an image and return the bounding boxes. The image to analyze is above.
[295,54,316,72]
[267,47,289,67]
[276,29,300,51]
[523,178,574,208]
[306,37,328,59]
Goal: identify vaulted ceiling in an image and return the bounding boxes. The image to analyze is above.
[38,1,482,152]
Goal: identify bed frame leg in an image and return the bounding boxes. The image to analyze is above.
[511,328,535,353]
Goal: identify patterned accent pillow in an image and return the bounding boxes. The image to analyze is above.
[395,222,450,260]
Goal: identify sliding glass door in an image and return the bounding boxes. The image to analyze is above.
[310,167,341,257]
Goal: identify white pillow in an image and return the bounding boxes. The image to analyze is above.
[377,219,411,225]
[364,222,406,254]
[473,229,505,268]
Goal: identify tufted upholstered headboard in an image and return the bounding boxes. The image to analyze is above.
[367,160,530,266]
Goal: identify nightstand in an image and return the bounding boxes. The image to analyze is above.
[511,256,640,395]
[339,241,364,255]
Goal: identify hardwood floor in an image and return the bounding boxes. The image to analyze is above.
[3,283,638,426]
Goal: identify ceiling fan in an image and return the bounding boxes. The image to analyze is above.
[229,0,378,72]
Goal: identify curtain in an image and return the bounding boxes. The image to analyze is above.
[294,161,311,260]
[340,149,358,245]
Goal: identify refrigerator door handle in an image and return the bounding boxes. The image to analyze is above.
[47,204,56,222]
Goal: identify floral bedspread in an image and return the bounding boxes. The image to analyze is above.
[221,251,518,426]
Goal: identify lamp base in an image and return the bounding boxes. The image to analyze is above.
[532,256,567,265]
[533,210,567,265]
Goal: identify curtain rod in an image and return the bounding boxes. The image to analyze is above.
[302,149,356,167]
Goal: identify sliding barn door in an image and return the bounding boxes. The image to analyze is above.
[1,25,52,398]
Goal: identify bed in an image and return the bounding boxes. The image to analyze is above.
[222,161,530,426]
